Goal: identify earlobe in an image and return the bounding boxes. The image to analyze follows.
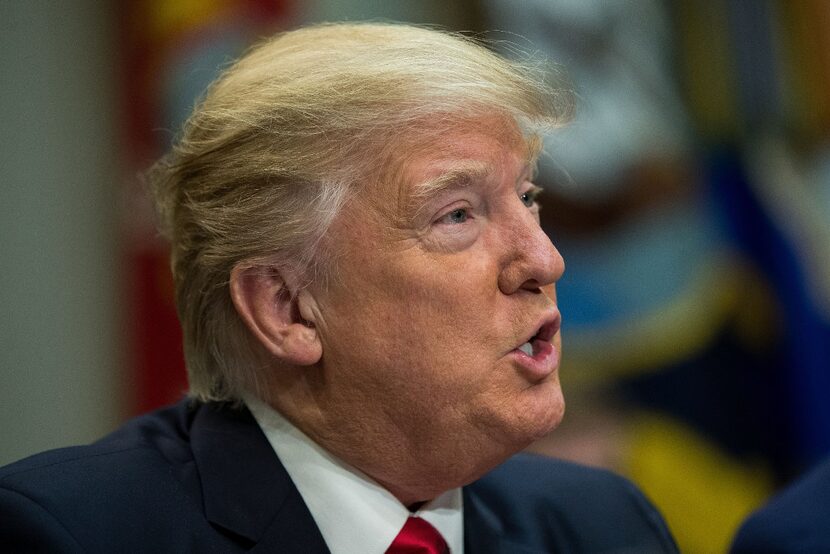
[229,265,323,366]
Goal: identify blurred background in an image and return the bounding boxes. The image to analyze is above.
[2,1,829,552]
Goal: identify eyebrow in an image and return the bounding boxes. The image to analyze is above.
[410,162,492,206]
[406,140,543,216]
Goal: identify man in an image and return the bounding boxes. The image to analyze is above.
[0,23,677,553]
[731,456,830,553]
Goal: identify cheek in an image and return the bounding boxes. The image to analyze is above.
[318,237,507,374]
[358,251,497,329]
[397,263,501,354]
[330,278,494,393]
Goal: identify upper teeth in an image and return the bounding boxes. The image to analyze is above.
[519,342,533,356]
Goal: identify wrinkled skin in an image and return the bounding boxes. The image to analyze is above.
[261,117,565,505]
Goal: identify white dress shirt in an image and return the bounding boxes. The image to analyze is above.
[245,394,464,554]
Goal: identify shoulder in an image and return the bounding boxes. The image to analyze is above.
[471,453,662,517]
[0,401,222,553]
[0,400,197,494]
[466,453,678,553]
[731,457,830,553]
[476,452,643,497]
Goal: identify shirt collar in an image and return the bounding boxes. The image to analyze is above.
[245,394,464,554]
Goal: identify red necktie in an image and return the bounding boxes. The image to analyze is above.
[385,516,450,554]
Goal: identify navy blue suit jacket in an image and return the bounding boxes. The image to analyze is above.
[0,400,677,553]
[731,457,830,553]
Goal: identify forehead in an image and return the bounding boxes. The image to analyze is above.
[374,117,539,213]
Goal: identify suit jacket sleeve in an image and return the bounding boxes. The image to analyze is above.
[0,486,85,553]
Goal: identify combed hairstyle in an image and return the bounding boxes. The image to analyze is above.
[148,21,573,402]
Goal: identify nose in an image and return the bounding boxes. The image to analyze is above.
[497,208,565,295]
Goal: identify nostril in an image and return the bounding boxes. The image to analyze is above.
[520,280,545,294]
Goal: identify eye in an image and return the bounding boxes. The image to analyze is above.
[519,186,542,209]
[439,208,469,225]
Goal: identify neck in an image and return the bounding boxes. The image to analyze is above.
[254,369,515,506]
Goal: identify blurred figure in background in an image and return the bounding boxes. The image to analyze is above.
[481,0,830,552]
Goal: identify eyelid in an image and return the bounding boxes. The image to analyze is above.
[523,182,543,196]
[526,187,542,201]
[434,202,472,225]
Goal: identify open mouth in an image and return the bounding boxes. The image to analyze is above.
[518,342,534,356]
[517,319,558,358]
[511,315,560,381]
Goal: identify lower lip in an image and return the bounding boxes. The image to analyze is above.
[511,339,559,382]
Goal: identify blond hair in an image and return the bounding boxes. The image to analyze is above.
[149,22,573,402]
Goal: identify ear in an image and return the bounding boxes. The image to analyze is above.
[229,264,322,366]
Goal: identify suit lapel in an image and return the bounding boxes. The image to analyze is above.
[189,402,330,553]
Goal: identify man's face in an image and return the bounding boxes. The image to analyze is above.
[308,117,565,495]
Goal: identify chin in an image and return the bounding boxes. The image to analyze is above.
[442,396,565,492]
[520,382,566,443]
[540,397,566,437]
